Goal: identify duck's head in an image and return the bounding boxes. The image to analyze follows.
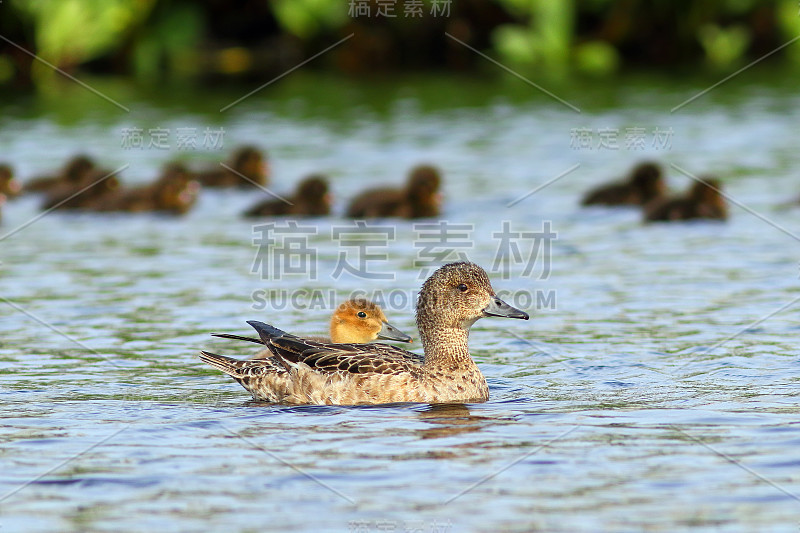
[416,262,529,332]
[231,146,268,185]
[630,162,665,199]
[0,164,20,198]
[330,298,412,344]
[406,164,442,215]
[297,174,331,207]
[155,163,199,213]
[64,155,96,183]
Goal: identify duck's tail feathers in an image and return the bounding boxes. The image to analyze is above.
[199,351,243,377]
[246,321,294,343]
[211,333,264,345]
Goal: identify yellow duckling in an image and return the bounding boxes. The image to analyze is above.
[213,299,412,358]
[200,262,529,405]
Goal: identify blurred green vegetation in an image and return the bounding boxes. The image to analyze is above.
[1,0,799,86]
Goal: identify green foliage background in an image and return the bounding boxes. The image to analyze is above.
[1,0,799,85]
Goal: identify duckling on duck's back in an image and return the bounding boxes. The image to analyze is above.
[199,262,528,405]
[235,298,412,359]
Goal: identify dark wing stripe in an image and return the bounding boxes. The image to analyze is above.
[247,321,294,343]
[211,333,264,345]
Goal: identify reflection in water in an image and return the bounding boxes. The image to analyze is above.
[416,403,488,440]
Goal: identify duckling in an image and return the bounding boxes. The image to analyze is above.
[217,299,413,359]
[243,174,331,218]
[0,164,21,199]
[195,145,268,188]
[346,164,442,219]
[41,168,122,211]
[581,161,667,206]
[644,177,727,222]
[0,193,6,224]
[200,262,529,405]
[24,155,97,194]
[90,163,200,215]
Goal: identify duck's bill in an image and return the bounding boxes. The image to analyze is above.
[378,321,413,342]
[483,297,529,320]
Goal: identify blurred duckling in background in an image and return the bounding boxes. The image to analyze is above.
[25,155,98,194]
[346,164,442,219]
[243,174,331,218]
[90,163,200,215]
[41,167,122,211]
[212,298,412,359]
[582,161,667,206]
[195,145,269,188]
[644,177,728,222]
[0,164,21,199]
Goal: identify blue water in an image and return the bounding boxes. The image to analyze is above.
[1,74,800,532]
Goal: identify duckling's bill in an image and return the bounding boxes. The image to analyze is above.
[483,296,529,320]
[378,320,413,342]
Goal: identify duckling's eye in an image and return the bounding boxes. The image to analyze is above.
[457,284,468,293]
[357,311,367,318]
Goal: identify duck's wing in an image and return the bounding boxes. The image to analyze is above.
[275,338,423,375]
[247,320,422,375]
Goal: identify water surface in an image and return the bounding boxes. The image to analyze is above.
[1,73,800,532]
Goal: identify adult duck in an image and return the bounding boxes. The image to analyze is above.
[200,262,529,404]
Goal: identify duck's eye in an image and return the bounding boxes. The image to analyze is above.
[457,284,468,293]
[357,311,367,318]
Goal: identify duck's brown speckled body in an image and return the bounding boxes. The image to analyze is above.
[200,262,528,405]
